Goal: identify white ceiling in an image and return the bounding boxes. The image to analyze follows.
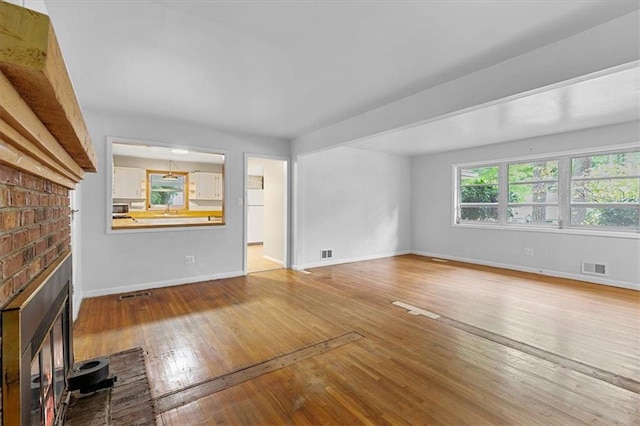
[112,141,224,164]
[349,65,640,156]
[45,0,639,152]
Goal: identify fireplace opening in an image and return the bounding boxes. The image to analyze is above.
[28,305,69,425]
[2,253,74,425]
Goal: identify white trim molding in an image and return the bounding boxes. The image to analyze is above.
[72,291,83,321]
[301,250,411,270]
[82,270,245,298]
[412,251,639,291]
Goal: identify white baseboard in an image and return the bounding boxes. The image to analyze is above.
[262,255,284,266]
[82,270,245,298]
[302,250,411,269]
[412,251,639,291]
[72,291,83,321]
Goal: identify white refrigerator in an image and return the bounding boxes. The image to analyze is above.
[247,189,264,244]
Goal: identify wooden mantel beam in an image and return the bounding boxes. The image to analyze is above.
[0,1,97,172]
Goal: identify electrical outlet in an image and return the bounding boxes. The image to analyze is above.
[185,255,195,264]
[524,248,534,256]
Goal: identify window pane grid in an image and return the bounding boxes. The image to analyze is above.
[455,148,638,232]
[570,151,638,229]
[571,152,640,178]
[572,175,640,182]
[149,173,186,209]
[509,180,558,185]
[571,207,639,229]
[508,206,558,225]
[508,203,558,206]
[458,165,499,223]
[571,203,639,207]
[507,160,558,226]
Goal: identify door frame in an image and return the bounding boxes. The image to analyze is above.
[69,186,82,320]
[243,153,291,275]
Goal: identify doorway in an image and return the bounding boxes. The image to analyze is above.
[245,156,288,273]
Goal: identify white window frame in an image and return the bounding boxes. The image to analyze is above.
[453,143,639,239]
[147,171,188,211]
[456,163,500,224]
[569,150,640,232]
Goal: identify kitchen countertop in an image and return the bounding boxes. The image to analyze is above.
[112,211,224,229]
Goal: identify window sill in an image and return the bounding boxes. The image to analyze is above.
[453,223,640,239]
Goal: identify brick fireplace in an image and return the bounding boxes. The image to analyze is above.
[0,2,98,424]
[0,165,71,303]
[0,164,73,423]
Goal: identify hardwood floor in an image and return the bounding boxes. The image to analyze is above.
[73,255,640,424]
[247,244,283,273]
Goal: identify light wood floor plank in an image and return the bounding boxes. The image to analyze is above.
[247,243,283,273]
[154,332,362,414]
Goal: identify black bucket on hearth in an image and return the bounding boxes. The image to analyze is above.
[67,357,117,394]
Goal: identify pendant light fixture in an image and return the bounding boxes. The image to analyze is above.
[162,160,179,181]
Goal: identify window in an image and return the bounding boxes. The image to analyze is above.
[147,171,187,210]
[570,151,639,229]
[508,160,558,225]
[455,147,639,233]
[458,165,499,223]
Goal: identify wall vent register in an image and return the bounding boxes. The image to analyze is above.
[581,261,608,276]
[321,249,333,259]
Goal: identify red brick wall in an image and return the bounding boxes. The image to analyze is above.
[0,163,71,306]
[0,163,71,422]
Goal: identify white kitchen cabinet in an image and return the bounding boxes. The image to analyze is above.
[191,172,223,200]
[113,167,145,199]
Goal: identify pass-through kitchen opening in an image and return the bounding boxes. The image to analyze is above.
[110,139,226,231]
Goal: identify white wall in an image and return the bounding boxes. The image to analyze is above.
[296,146,411,268]
[262,159,286,264]
[79,109,289,297]
[411,121,640,289]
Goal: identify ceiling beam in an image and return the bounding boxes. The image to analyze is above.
[0,1,98,172]
[292,11,640,157]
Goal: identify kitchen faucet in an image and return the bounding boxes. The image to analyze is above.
[164,203,177,215]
